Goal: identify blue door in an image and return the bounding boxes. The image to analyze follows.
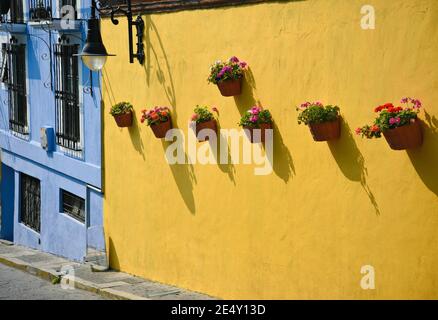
[0,163,14,241]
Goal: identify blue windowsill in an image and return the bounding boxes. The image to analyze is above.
[0,23,27,33]
[27,18,82,32]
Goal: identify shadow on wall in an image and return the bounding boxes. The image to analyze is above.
[211,122,237,184]
[328,118,381,216]
[143,17,198,213]
[161,139,197,215]
[108,237,120,271]
[234,67,259,115]
[272,121,295,183]
[143,16,177,120]
[407,113,438,197]
[128,110,145,160]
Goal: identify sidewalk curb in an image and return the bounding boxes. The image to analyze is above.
[0,255,148,300]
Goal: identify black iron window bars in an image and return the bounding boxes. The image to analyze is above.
[29,0,52,21]
[4,38,28,135]
[20,173,41,233]
[62,190,85,223]
[54,36,81,152]
[1,0,25,23]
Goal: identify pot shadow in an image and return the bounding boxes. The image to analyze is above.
[407,113,438,197]
[212,122,237,185]
[271,122,295,183]
[143,16,178,122]
[161,138,197,215]
[327,118,381,216]
[234,67,260,115]
[127,110,145,160]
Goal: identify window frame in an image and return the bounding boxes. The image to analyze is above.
[4,36,29,138]
[54,34,83,157]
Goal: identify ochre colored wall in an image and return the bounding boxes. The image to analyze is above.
[101,0,438,299]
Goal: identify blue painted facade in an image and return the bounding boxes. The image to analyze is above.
[0,1,105,261]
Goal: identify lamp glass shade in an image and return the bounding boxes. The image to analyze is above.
[76,18,114,71]
[81,55,107,71]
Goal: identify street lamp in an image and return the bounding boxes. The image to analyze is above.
[76,0,145,71]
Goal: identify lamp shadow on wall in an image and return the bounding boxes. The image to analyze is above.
[143,16,178,121]
[407,113,438,197]
[328,118,381,216]
[161,139,197,215]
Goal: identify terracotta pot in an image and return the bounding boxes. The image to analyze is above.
[217,78,242,97]
[0,1,11,15]
[308,117,341,141]
[113,111,133,128]
[383,119,423,150]
[243,123,272,143]
[195,119,217,142]
[150,118,172,138]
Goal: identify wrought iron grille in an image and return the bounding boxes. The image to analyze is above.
[60,0,77,19]
[29,0,52,21]
[62,190,85,223]
[20,173,41,233]
[4,39,28,135]
[54,39,81,151]
[4,0,25,23]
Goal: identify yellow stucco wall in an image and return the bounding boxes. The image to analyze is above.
[101,0,438,299]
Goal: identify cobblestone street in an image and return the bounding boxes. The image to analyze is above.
[0,263,105,300]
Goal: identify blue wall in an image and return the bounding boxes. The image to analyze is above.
[0,1,105,261]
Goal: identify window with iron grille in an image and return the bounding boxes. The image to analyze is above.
[4,38,28,136]
[61,190,85,223]
[5,0,25,23]
[20,173,41,233]
[29,0,53,21]
[54,37,81,151]
[59,0,76,19]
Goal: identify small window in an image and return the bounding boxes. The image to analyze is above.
[61,190,85,223]
[20,173,41,233]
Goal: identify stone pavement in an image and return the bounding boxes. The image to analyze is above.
[0,241,215,300]
[0,263,105,300]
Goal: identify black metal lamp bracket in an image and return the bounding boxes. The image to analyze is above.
[96,1,145,65]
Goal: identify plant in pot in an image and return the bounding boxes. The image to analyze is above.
[239,106,273,143]
[356,97,423,150]
[208,56,247,97]
[110,102,133,128]
[297,101,341,141]
[140,106,172,138]
[0,1,11,15]
[190,105,219,142]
